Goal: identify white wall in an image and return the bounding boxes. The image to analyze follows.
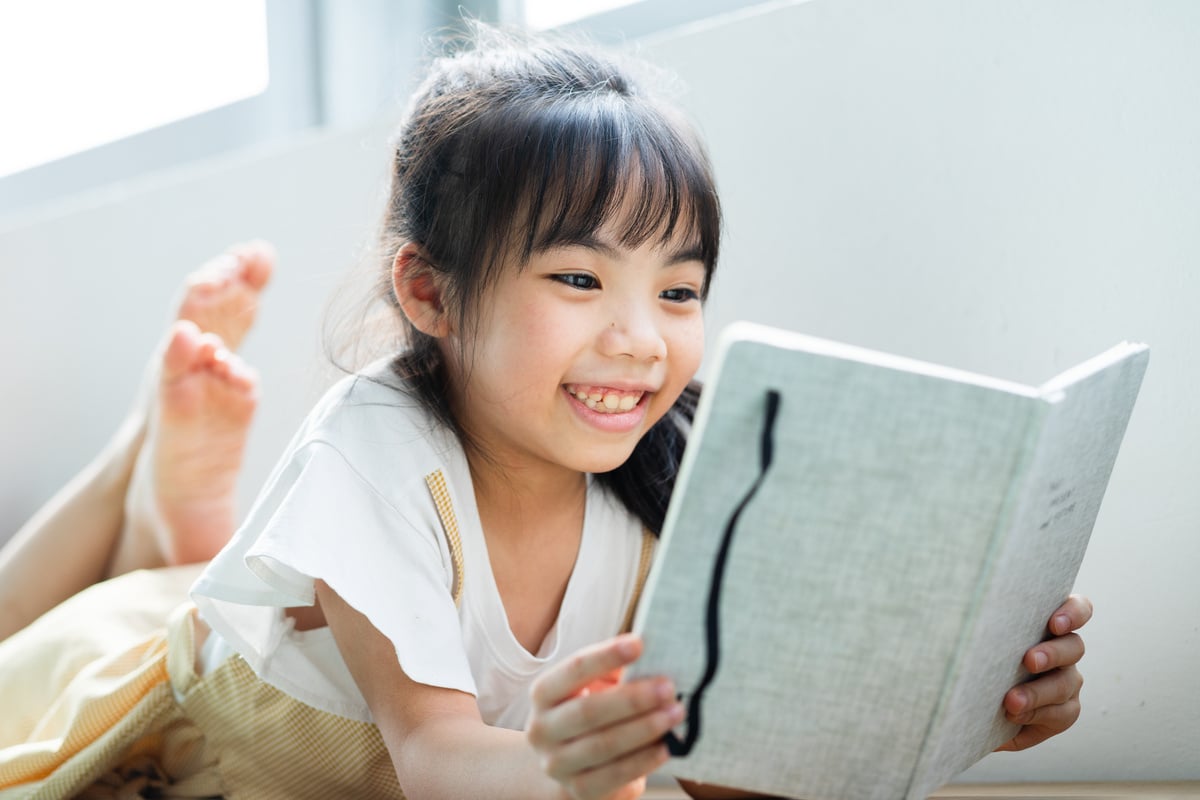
[1,0,1196,784]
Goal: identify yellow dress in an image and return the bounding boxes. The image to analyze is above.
[0,566,403,799]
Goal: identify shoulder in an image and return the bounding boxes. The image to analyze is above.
[303,359,432,442]
[194,359,463,606]
[297,359,456,489]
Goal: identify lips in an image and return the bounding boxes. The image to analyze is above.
[563,383,646,414]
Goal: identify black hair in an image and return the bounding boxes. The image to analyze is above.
[374,24,720,534]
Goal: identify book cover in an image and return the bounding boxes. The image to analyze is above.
[628,322,1149,800]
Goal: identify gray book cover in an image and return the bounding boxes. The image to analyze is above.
[629,322,1149,800]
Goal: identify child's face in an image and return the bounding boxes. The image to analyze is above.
[448,225,706,478]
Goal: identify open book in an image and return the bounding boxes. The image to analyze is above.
[628,323,1149,800]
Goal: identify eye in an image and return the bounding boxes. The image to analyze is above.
[661,286,700,303]
[552,273,599,290]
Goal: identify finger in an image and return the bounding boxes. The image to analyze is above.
[530,635,642,711]
[1024,632,1085,673]
[995,697,1082,751]
[1006,691,1083,729]
[562,741,669,800]
[1049,594,1094,636]
[543,700,684,778]
[1004,666,1083,717]
[530,677,675,746]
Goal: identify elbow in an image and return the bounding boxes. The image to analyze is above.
[382,715,460,800]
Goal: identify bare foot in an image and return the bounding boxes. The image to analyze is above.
[108,243,271,576]
[110,321,258,573]
[174,240,274,351]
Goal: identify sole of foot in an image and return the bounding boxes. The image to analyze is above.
[146,319,259,565]
[175,240,275,351]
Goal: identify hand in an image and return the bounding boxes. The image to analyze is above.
[527,634,683,800]
[996,594,1092,751]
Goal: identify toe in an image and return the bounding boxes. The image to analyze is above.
[161,321,205,380]
[221,353,259,391]
[188,253,238,287]
[195,331,226,364]
[234,240,275,289]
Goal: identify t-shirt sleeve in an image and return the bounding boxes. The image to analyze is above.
[197,440,476,698]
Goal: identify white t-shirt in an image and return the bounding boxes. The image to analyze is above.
[191,360,648,729]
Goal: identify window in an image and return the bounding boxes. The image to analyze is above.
[0,0,269,179]
[0,0,319,222]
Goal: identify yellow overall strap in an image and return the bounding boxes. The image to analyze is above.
[425,470,465,607]
[620,529,657,634]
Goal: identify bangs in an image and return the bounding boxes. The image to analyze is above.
[404,37,722,317]
[520,98,719,292]
[458,92,720,298]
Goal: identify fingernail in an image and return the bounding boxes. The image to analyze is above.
[657,680,675,702]
[668,702,685,722]
[617,637,638,658]
[1011,690,1027,712]
[1032,651,1048,671]
[1054,614,1070,633]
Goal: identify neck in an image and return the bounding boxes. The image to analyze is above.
[465,448,587,537]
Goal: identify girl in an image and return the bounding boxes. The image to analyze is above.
[1,25,1089,800]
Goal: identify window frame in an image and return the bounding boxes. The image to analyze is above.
[506,0,785,41]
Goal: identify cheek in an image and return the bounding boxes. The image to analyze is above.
[487,305,573,391]
[649,317,704,424]
[670,317,705,381]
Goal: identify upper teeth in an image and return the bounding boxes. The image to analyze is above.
[571,387,640,412]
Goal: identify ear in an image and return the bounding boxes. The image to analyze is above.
[392,242,451,337]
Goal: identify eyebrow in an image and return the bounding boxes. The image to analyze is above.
[547,233,705,267]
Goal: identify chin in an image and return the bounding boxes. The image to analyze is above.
[570,444,640,475]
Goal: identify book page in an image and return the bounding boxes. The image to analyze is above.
[910,345,1149,799]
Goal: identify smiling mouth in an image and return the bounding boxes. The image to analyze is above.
[564,384,646,414]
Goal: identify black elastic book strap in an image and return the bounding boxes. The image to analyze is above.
[665,389,781,757]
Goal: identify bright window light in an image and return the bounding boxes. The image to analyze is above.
[0,0,269,178]
[523,0,641,30]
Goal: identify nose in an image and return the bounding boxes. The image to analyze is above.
[599,300,667,361]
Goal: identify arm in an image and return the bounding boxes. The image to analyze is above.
[996,593,1092,751]
[317,581,680,800]
[316,580,562,800]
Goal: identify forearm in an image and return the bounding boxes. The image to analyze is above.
[386,714,565,800]
[318,580,565,799]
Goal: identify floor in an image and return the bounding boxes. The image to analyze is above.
[642,782,1200,799]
